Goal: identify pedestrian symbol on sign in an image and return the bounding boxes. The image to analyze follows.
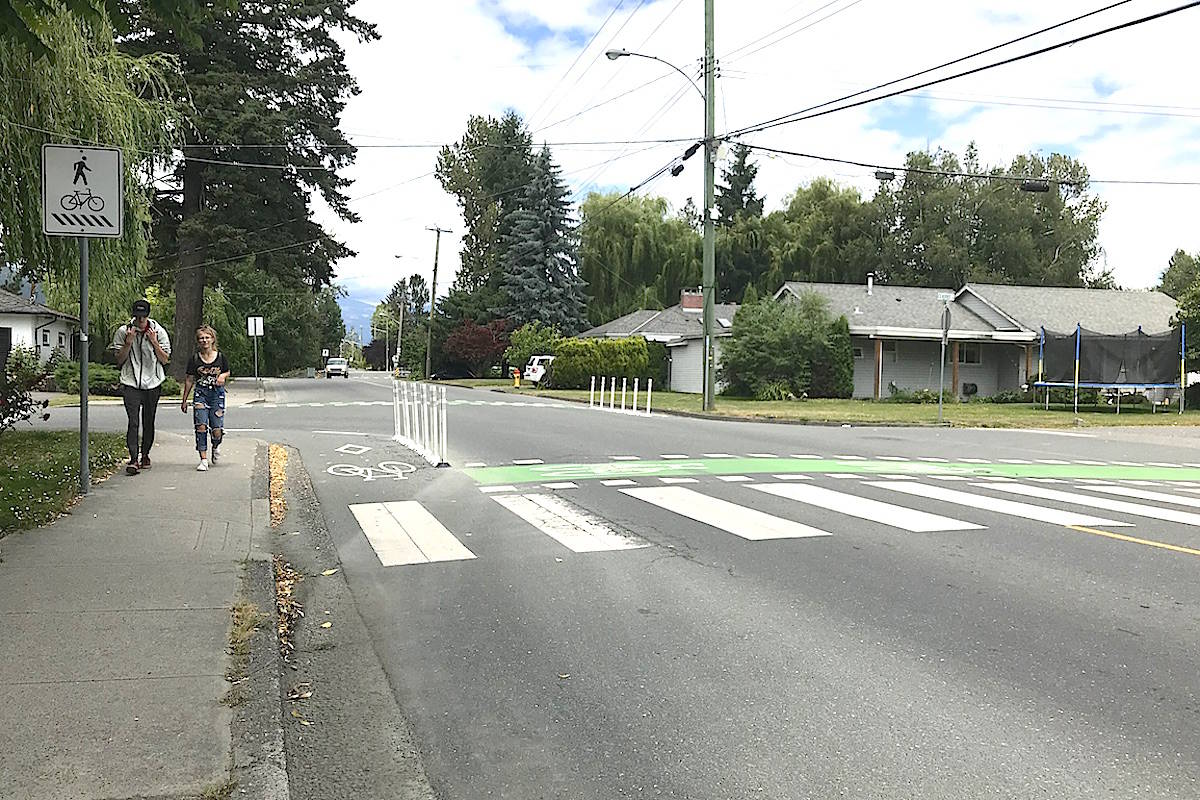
[72,156,91,186]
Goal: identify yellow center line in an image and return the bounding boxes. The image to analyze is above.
[1066,525,1200,557]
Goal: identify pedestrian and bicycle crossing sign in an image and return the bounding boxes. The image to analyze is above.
[42,144,123,238]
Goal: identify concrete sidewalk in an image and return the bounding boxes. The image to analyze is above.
[0,432,277,798]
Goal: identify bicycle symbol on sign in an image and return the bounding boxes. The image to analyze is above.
[326,461,416,482]
[60,188,104,213]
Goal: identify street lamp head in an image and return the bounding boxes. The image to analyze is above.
[605,48,630,60]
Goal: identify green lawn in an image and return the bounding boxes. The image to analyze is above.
[508,387,1200,428]
[434,378,514,389]
[0,430,127,535]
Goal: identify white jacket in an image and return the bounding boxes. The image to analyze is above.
[110,319,172,390]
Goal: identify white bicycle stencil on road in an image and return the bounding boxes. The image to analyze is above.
[327,461,417,482]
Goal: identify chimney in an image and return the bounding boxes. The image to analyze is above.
[866,272,874,296]
[680,288,703,313]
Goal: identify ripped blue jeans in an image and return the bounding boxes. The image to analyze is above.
[193,385,226,454]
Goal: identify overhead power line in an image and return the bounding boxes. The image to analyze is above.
[726,0,1148,138]
[525,0,628,127]
[740,143,1200,187]
[723,0,867,63]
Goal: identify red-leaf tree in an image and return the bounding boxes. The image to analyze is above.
[443,320,510,377]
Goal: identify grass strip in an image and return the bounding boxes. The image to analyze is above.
[0,430,126,535]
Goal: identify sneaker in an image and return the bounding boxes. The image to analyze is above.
[139,455,152,470]
[210,449,218,465]
[196,459,209,472]
[126,458,140,476]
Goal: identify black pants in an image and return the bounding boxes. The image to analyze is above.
[121,384,162,460]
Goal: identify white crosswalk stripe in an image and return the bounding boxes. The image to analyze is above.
[866,481,1132,528]
[750,483,982,532]
[980,483,1200,527]
[621,486,830,540]
[492,494,646,552]
[1082,484,1200,509]
[350,502,476,566]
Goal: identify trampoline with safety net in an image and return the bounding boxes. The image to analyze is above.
[1034,324,1185,413]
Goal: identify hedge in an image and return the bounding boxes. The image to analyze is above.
[550,337,651,389]
[53,361,180,396]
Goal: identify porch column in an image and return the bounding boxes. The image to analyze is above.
[951,341,960,400]
[1025,345,1032,385]
[873,339,883,400]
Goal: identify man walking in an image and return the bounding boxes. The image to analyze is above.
[112,298,171,475]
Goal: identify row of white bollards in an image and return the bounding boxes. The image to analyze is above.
[393,380,449,466]
[588,375,652,416]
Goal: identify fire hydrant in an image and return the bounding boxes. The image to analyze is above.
[512,367,521,388]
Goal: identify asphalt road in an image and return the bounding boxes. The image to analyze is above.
[44,376,1200,798]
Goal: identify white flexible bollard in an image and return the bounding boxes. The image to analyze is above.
[632,378,639,413]
[610,377,616,410]
[645,378,653,417]
[599,376,606,410]
[439,385,448,466]
[621,378,627,411]
[590,375,596,408]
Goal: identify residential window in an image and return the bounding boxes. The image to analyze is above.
[852,346,864,359]
[959,343,981,365]
[41,330,49,346]
[882,340,897,363]
[58,332,66,348]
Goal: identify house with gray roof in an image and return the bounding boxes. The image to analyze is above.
[776,277,1179,399]
[0,287,79,369]
[579,290,738,393]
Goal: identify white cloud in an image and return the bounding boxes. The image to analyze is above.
[320,0,1200,324]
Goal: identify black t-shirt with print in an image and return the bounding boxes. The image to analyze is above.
[186,351,230,388]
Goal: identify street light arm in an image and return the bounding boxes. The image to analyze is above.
[607,49,705,103]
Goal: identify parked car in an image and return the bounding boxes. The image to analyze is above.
[325,357,349,378]
[524,355,555,385]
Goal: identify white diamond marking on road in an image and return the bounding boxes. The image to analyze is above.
[335,443,371,456]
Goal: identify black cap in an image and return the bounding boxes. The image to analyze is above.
[131,299,151,316]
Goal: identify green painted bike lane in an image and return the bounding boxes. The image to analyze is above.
[463,458,1200,486]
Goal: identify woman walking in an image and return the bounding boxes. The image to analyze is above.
[180,325,230,471]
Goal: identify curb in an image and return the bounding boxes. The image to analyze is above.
[486,387,949,428]
[229,440,290,800]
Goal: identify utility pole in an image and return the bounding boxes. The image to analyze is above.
[425,226,450,380]
[701,0,717,411]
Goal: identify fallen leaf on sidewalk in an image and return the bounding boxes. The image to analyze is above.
[320,568,339,576]
[558,673,571,679]
[287,682,314,701]
[290,709,304,719]
[320,621,332,628]
[299,719,313,726]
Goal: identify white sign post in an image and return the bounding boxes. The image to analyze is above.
[248,316,264,386]
[42,144,124,496]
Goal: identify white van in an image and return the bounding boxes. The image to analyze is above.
[524,355,555,385]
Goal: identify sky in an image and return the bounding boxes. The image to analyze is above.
[321,0,1200,341]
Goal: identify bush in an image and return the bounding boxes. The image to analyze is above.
[754,380,798,401]
[53,361,123,396]
[1,345,49,436]
[809,316,854,399]
[645,340,668,387]
[550,337,650,389]
[719,291,835,399]
[882,386,954,404]
[979,389,1034,404]
[505,322,562,373]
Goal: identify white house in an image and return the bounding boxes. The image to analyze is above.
[579,289,738,394]
[0,287,79,368]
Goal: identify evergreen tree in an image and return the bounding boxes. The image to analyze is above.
[127,0,377,377]
[715,144,764,227]
[496,147,588,335]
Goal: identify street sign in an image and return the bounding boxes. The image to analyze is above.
[247,316,264,337]
[937,291,955,303]
[322,348,329,358]
[42,144,123,238]
[941,305,952,346]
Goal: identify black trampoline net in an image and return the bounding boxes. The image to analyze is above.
[1040,328,1180,385]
